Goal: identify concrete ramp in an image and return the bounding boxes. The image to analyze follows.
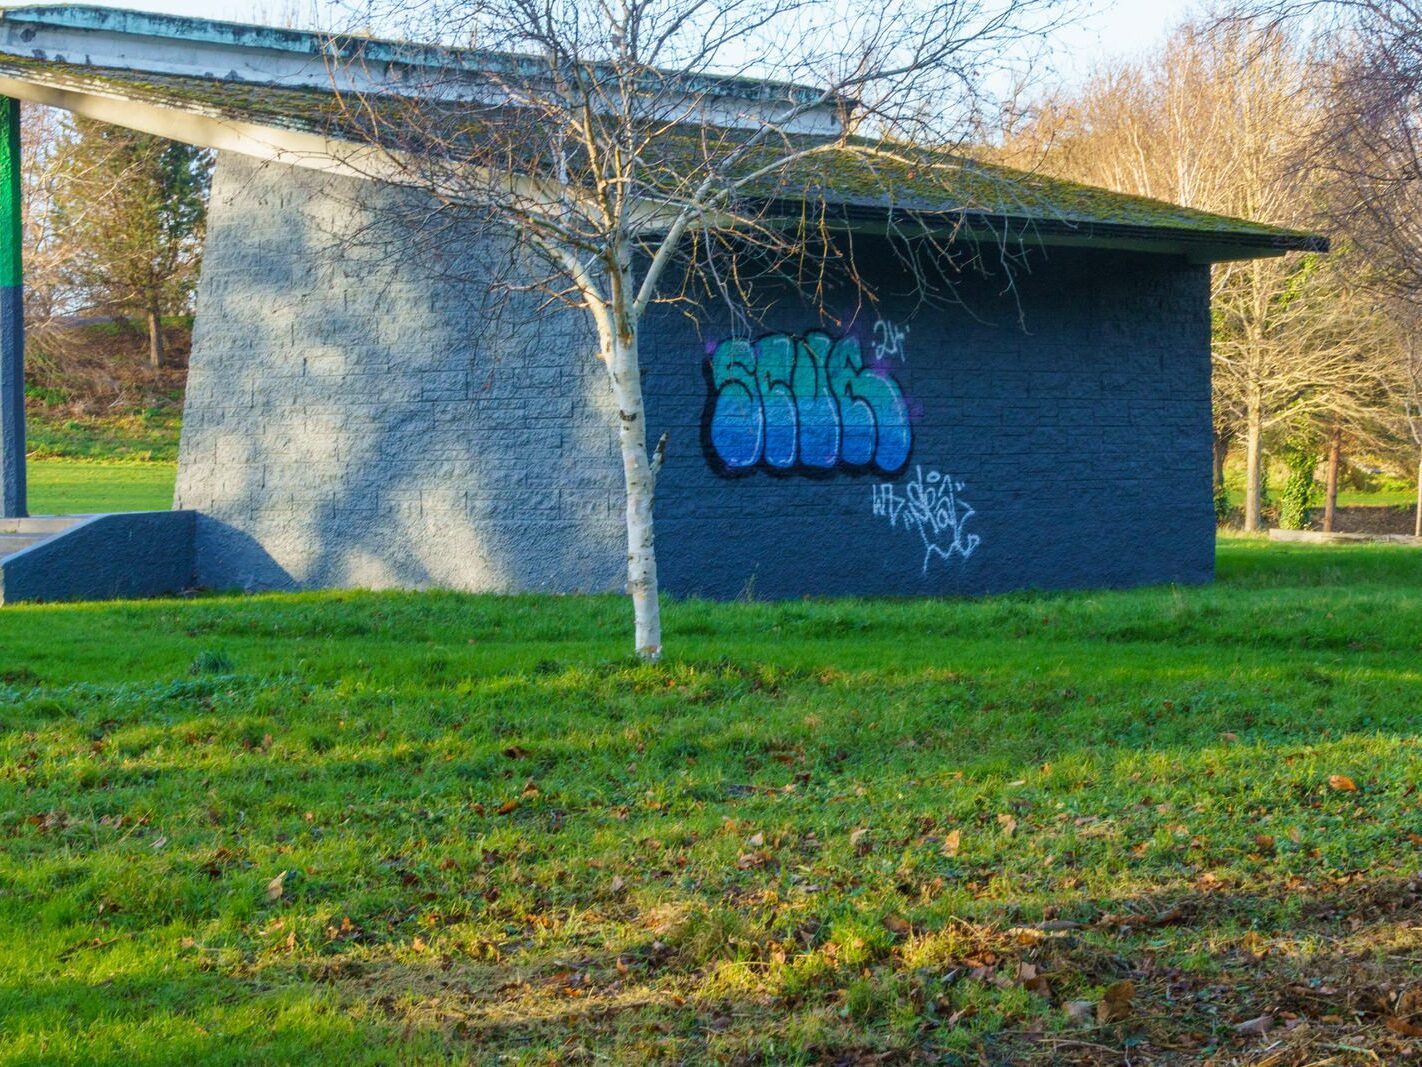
[0,511,195,604]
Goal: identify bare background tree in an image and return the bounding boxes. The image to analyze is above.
[1236,0,1422,531]
[324,0,1071,658]
[1406,342,1422,534]
[17,105,73,349]
[996,13,1397,531]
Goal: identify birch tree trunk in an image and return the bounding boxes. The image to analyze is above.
[1244,401,1264,532]
[606,328,662,661]
[1323,423,1341,533]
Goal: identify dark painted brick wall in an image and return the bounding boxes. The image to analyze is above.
[641,246,1215,599]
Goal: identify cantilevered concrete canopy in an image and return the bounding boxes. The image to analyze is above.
[0,2,1325,552]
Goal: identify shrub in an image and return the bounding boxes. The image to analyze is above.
[1278,440,1321,530]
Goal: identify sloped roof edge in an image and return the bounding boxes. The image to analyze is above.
[0,47,1329,261]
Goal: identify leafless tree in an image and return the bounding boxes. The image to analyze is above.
[17,105,74,343]
[1404,343,1422,534]
[319,0,1071,658]
[1375,302,1422,533]
[1240,0,1422,529]
[997,17,1391,532]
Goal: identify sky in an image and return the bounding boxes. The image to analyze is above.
[1038,0,1205,83]
[44,0,1207,91]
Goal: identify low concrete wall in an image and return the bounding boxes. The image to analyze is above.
[1268,528,1422,546]
[0,510,195,603]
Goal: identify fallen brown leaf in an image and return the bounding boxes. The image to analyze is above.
[1328,774,1358,793]
[1097,980,1135,1023]
[941,829,961,857]
[1234,1014,1273,1037]
[881,913,911,937]
[1396,986,1422,1018]
[1099,906,1184,931]
[265,870,287,903]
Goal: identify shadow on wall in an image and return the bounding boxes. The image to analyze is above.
[185,517,297,593]
[176,155,625,595]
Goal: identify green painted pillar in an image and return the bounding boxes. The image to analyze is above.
[0,96,24,518]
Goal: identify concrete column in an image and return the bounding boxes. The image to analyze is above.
[0,96,24,518]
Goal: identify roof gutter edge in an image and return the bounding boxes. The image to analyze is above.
[784,200,1330,258]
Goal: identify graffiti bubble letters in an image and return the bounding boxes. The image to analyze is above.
[872,466,981,573]
[871,318,908,365]
[707,330,911,475]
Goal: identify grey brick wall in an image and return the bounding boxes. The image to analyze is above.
[177,153,625,593]
[178,152,1214,598]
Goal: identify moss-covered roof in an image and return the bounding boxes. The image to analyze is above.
[0,54,1327,255]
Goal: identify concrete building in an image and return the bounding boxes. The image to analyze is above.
[0,5,1326,602]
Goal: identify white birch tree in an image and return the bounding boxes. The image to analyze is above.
[323,0,1068,658]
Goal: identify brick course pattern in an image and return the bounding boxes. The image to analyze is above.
[177,152,1215,598]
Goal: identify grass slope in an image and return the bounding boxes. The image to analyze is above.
[26,459,176,514]
[1,539,1421,1064]
[26,412,182,464]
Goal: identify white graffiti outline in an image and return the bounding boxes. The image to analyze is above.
[872,465,981,573]
[871,318,909,365]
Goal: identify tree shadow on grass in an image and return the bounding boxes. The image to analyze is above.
[302,875,1422,1065]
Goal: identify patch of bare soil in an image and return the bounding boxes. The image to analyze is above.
[1312,506,1418,536]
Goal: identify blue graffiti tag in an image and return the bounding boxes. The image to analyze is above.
[706,330,912,474]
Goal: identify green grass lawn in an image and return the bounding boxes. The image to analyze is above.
[1225,478,1419,510]
[2,539,1422,1063]
[25,412,182,464]
[25,459,176,514]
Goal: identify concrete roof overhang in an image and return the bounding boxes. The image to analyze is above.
[0,3,1330,262]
